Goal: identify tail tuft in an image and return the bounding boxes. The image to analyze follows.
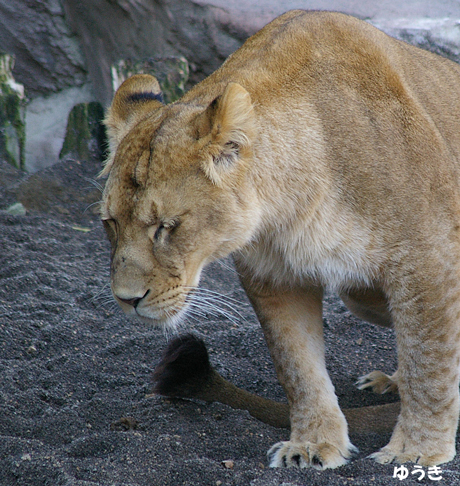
[152,334,214,398]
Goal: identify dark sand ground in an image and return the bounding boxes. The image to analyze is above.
[1,155,459,485]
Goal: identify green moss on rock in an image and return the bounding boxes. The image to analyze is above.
[0,53,25,170]
[59,101,106,162]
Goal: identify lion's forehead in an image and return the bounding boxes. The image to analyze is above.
[123,132,203,187]
[103,104,215,222]
[106,146,199,205]
[105,171,208,226]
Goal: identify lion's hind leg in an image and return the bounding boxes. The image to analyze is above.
[357,370,399,395]
[339,287,392,328]
[370,254,460,467]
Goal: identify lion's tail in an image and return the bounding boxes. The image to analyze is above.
[151,334,399,434]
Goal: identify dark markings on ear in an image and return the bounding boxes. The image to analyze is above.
[224,140,239,153]
[128,91,164,104]
[209,95,220,111]
[212,140,240,167]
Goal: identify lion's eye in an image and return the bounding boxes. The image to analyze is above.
[152,219,179,242]
[153,223,166,241]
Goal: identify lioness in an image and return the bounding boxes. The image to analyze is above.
[101,10,460,469]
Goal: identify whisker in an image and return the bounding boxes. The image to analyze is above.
[99,299,117,307]
[187,300,241,325]
[184,286,248,307]
[184,313,202,324]
[91,283,112,302]
[184,305,209,317]
[191,294,247,321]
[183,286,249,325]
[162,308,187,339]
[186,302,220,317]
[84,177,104,193]
[89,283,121,313]
[97,299,118,309]
[84,200,102,214]
[216,259,236,273]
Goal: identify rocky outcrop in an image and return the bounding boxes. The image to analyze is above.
[0,1,87,98]
[0,52,25,170]
[60,0,246,106]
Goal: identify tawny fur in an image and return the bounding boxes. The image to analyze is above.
[101,10,460,469]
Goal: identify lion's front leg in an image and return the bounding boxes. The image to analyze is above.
[240,277,356,469]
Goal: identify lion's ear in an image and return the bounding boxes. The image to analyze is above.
[101,74,164,176]
[199,83,256,185]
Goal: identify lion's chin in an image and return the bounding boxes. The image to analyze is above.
[133,305,189,335]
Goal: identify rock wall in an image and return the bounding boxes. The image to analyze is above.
[0,0,87,98]
[61,0,245,106]
[0,52,25,170]
[1,0,460,171]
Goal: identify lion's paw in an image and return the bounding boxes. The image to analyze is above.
[369,445,455,467]
[267,440,357,470]
[356,370,398,395]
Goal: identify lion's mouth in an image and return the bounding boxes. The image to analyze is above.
[116,287,192,332]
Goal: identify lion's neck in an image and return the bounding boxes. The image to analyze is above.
[240,146,383,290]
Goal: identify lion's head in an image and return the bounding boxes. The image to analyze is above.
[101,74,260,330]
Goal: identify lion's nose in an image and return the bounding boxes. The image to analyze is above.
[116,289,150,308]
